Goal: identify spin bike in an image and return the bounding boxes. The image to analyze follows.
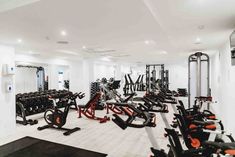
[38,92,85,136]
[111,101,235,157]
[110,101,170,157]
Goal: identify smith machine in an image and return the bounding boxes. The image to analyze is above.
[146,64,169,93]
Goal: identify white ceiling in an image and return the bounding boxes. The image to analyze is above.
[0,0,235,63]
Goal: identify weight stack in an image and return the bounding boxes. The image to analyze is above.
[90,82,100,99]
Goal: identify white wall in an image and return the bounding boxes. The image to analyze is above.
[210,50,221,114]
[0,45,15,138]
[15,54,70,91]
[47,64,70,90]
[166,62,188,91]
[4,42,235,138]
[14,54,191,102]
[15,54,70,66]
[15,67,37,93]
[210,40,235,134]
[166,54,216,107]
[93,62,146,94]
[91,61,190,94]
[70,60,125,103]
[69,60,89,103]
[94,63,116,80]
[15,54,91,104]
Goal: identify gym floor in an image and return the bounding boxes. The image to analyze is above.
[0,108,174,157]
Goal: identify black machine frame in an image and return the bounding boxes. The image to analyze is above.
[123,74,145,96]
[37,94,82,136]
[146,64,169,93]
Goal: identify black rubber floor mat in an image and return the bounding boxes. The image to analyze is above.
[0,136,107,157]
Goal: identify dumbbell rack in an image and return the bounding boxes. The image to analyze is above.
[90,82,100,99]
[16,89,73,125]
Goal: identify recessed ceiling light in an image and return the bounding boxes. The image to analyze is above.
[82,46,86,49]
[195,37,201,44]
[159,51,168,55]
[17,38,22,43]
[196,37,201,42]
[61,30,67,36]
[145,40,150,45]
[144,40,156,45]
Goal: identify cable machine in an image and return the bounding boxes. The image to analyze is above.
[146,64,169,93]
[188,52,210,109]
[17,65,46,91]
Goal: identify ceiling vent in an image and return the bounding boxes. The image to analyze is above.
[83,47,116,54]
[57,41,69,44]
[111,54,130,58]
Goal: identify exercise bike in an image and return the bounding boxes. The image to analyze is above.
[38,92,84,136]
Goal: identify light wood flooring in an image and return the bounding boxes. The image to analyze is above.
[0,105,176,157]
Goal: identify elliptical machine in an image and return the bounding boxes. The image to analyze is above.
[38,92,85,136]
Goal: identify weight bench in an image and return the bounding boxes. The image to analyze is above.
[77,92,110,123]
